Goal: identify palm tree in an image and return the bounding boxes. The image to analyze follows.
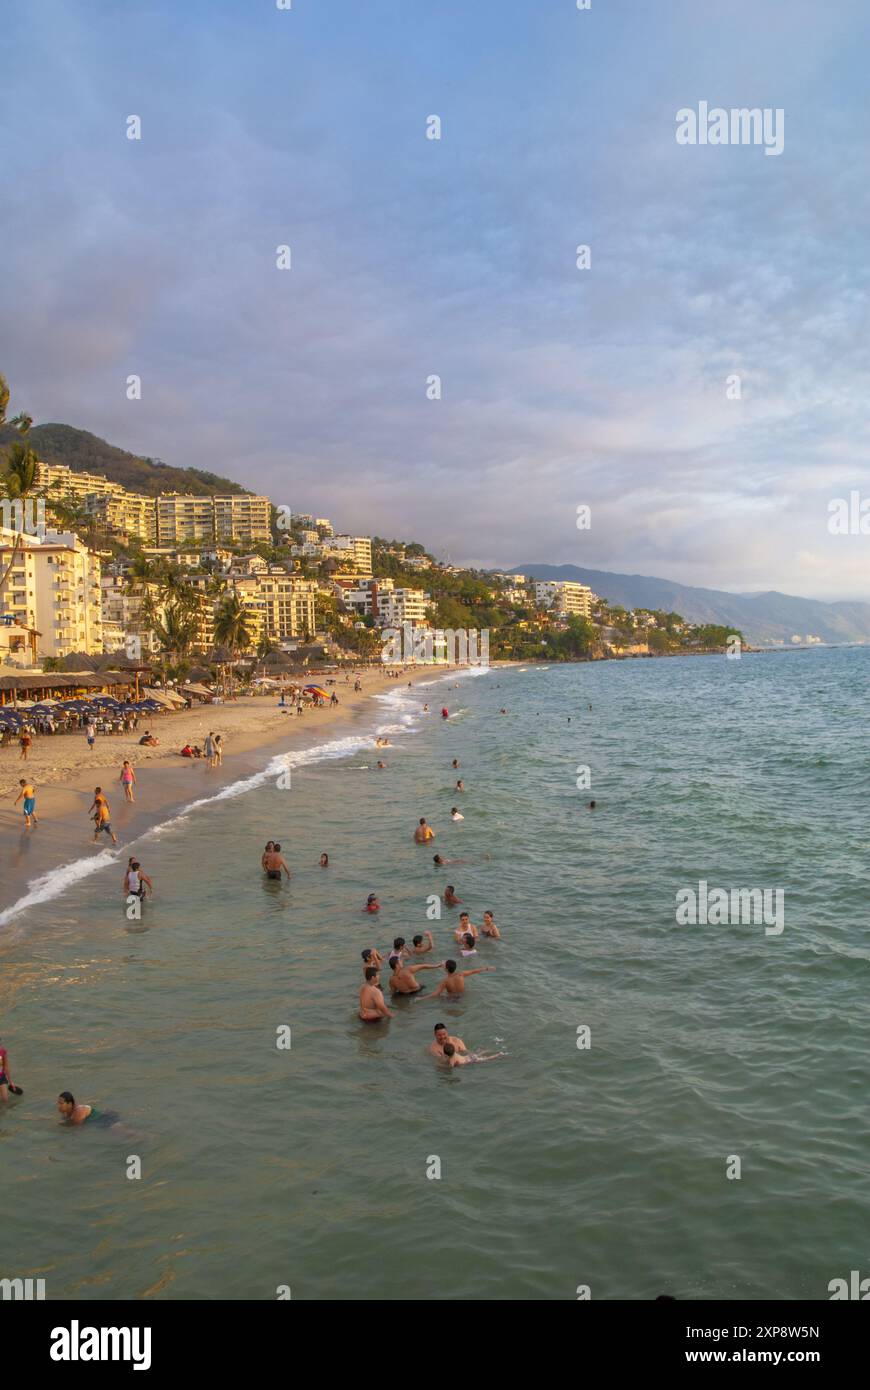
[0,424,40,591]
[152,599,199,666]
[213,592,253,697]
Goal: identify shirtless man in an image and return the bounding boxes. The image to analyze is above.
[263,843,291,880]
[443,885,463,908]
[429,1022,467,1059]
[359,967,394,1021]
[481,910,501,939]
[388,957,442,995]
[414,817,435,844]
[428,959,495,998]
[410,931,435,956]
[433,854,467,867]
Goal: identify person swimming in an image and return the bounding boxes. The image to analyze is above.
[460,933,477,957]
[443,885,463,907]
[442,1043,505,1067]
[450,808,464,821]
[320,853,329,867]
[56,1092,121,1126]
[414,817,435,843]
[366,893,381,913]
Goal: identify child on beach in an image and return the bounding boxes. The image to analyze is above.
[14,778,37,828]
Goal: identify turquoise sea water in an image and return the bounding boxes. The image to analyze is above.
[2,648,869,1301]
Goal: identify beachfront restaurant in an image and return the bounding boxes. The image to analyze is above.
[0,671,137,706]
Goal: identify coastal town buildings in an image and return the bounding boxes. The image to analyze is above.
[534,580,593,618]
[0,525,103,658]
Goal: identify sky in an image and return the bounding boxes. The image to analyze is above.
[3,0,870,600]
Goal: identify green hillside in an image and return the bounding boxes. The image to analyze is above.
[0,422,249,498]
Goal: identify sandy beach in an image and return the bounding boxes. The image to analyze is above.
[0,665,448,915]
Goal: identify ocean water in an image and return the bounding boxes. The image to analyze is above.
[2,648,869,1301]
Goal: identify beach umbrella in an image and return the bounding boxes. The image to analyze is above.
[304,684,329,697]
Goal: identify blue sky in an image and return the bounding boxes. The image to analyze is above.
[3,0,870,599]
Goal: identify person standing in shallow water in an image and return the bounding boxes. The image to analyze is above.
[119,760,136,802]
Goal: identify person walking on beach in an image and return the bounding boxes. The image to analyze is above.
[19,729,32,761]
[14,778,38,829]
[89,787,118,845]
[359,967,394,1022]
[414,817,435,844]
[427,959,495,999]
[213,734,223,766]
[119,760,136,802]
[85,719,96,751]
[204,732,215,766]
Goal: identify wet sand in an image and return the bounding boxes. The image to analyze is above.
[0,666,447,915]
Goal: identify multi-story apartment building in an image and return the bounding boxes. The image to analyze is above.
[213,495,271,545]
[155,495,216,545]
[534,580,592,618]
[246,575,317,641]
[156,493,271,546]
[377,587,431,629]
[0,527,103,658]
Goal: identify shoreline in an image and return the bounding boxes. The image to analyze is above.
[0,665,458,920]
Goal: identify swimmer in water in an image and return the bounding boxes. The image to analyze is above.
[376,760,386,769]
[443,885,463,907]
[588,800,596,809]
[442,1043,505,1067]
[428,959,496,998]
[388,936,411,965]
[455,779,464,792]
[429,1023,467,1059]
[320,853,329,867]
[359,968,394,1022]
[450,808,464,821]
[410,930,435,956]
[454,912,478,943]
[481,910,501,939]
[460,933,477,957]
[451,759,460,770]
[361,948,384,974]
[57,1091,121,1126]
[366,893,381,913]
[433,854,467,867]
[263,843,291,880]
[388,957,443,995]
[414,817,435,844]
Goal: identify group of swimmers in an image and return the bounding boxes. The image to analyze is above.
[356,737,505,1067]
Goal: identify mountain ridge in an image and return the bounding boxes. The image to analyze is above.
[0,423,249,498]
[511,564,870,644]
